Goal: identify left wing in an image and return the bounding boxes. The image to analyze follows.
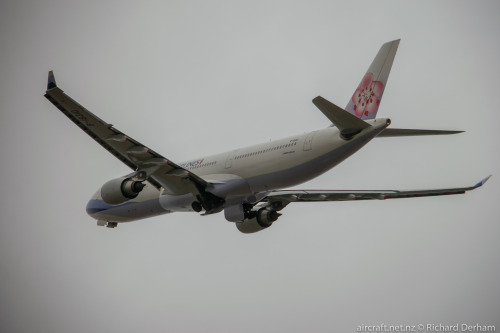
[44,71,208,196]
[263,176,491,205]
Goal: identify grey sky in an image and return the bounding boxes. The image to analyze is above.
[1,1,499,332]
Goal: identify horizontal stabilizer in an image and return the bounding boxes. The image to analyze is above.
[313,96,370,139]
[377,128,464,137]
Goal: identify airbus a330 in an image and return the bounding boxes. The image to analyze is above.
[45,39,490,232]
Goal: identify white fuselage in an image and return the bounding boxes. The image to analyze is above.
[87,118,390,222]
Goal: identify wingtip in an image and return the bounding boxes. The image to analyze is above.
[474,175,492,188]
[47,70,57,90]
[312,96,322,103]
[384,39,401,46]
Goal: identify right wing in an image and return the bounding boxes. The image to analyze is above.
[44,71,208,196]
[263,176,491,205]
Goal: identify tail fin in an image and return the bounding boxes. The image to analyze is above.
[345,39,400,120]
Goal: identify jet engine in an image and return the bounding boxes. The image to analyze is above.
[236,207,282,233]
[100,177,145,205]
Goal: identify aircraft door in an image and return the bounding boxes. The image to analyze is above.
[225,149,238,169]
[303,131,316,151]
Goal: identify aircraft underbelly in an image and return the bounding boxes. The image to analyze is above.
[245,131,371,192]
[87,197,170,222]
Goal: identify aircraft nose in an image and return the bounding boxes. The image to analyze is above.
[86,198,101,216]
[85,190,105,216]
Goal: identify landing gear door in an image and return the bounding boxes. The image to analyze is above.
[225,149,238,169]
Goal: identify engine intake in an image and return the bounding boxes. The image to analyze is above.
[236,207,282,233]
[101,177,145,205]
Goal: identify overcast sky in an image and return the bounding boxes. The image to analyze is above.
[1,1,499,332]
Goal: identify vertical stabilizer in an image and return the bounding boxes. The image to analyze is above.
[345,39,400,120]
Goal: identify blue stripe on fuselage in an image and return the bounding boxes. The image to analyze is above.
[86,199,135,215]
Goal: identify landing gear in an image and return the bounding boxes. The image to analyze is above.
[196,192,225,215]
[191,201,203,212]
[97,220,118,228]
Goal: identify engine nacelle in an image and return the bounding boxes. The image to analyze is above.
[236,208,282,234]
[100,177,145,205]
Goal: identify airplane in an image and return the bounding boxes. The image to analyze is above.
[44,39,490,233]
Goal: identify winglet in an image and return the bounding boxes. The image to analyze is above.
[47,71,57,90]
[473,175,492,189]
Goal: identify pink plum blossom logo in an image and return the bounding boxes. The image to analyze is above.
[351,72,384,117]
